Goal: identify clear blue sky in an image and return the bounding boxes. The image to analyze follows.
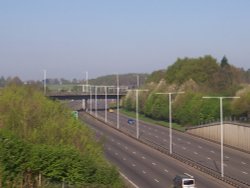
[1,0,250,81]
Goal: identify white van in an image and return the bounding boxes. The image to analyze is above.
[173,173,196,188]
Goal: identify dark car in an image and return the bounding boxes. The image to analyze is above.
[127,119,136,125]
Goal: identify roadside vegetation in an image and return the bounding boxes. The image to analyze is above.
[123,55,250,127]
[0,84,124,187]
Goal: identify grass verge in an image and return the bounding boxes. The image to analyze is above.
[120,109,186,132]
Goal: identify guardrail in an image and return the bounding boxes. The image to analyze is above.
[82,112,250,188]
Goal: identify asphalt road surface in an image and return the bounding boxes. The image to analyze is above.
[94,110,250,187]
[81,112,235,188]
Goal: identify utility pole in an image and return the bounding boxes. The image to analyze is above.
[156,91,184,154]
[203,96,240,178]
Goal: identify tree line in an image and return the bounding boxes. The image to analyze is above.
[123,55,250,126]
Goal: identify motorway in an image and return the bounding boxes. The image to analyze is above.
[81,112,235,188]
[93,110,250,187]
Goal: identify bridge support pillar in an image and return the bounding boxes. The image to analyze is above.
[82,99,88,111]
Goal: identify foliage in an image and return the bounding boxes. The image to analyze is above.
[0,85,123,187]
[124,55,249,126]
[231,86,250,116]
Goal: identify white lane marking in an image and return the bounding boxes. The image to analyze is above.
[210,150,215,154]
[142,170,146,174]
[152,162,156,166]
[117,142,121,145]
[242,171,248,175]
[198,145,202,149]
[120,172,139,188]
[132,151,136,154]
[225,156,230,159]
[241,161,247,165]
[141,156,146,159]
[207,157,211,160]
[155,135,159,138]
[123,158,126,161]
[154,179,159,183]
[164,169,169,173]
[194,152,198,155]
[182,147,186,150]
[132,164,136,167]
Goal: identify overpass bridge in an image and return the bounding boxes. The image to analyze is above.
[47,87,128,111]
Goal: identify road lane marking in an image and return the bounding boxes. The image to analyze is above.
[132,164,136,167]
[182,147,186,150]
[207,157,211,160]
[194,152,198,155]
[141,156,146,159]
[154,179,159,183]
[225,156,230,159]
[210,150,215,154]
[241,161,246,165]
[117,142,121,145]
[164,169,169,173]
[242,171,248,175]
[142,170,146,174]
[155,135,159,138]
[198,145,202,149]
[120,172,139,188]
[132,151,136,154]
[152,162,156,166]
[123,158,126,161]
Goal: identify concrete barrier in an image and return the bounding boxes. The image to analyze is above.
[186,122,250,153]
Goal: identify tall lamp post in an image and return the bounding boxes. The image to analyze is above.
[43,69,47,95]
[203,96,240,178]
[117,74,120,129]
[156,91,184,154]
[128,88,148,139]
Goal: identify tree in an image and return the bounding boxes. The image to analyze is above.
[220,55,229,68]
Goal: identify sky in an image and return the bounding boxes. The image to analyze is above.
[0,0,250,81]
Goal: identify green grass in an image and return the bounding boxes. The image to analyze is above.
[120,109,186,132]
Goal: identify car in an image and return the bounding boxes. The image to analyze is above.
[108,109,114,113]
[173,173,196,188]
[127,119,136,125]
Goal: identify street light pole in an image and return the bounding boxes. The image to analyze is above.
[104,86,108,123]
[95,86,98,117]
[130,89,148,139]
[117,74,120,129]
[203,96,240,178]
[156,91,184,154]
[43,69,47,95]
